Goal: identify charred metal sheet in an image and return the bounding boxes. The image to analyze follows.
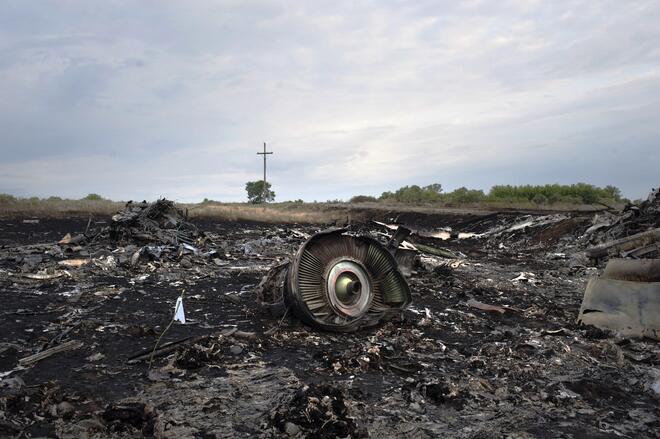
[578,259,660,340]
[387,225,411,254]
[601,258,660,282]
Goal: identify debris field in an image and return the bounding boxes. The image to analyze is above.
[0,198,658,438]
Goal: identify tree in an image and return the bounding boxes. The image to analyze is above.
[446,187,485,203]
[379,183,443,203]
[602,185,622,201]
[350,195,377,203]
[424,183,443,195]
[532,193,548,204]
[0,194,17,204]
[245,180,275,204]
[83,193,103,201]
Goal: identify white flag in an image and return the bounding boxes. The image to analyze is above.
[174,296,186,324]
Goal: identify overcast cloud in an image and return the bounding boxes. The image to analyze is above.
[1,0,659,202]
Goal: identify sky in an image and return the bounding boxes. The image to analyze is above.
[0,0,659,202]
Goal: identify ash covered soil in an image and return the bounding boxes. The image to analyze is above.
[0,212,658,438]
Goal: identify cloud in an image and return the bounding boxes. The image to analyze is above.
[0,0,659,201]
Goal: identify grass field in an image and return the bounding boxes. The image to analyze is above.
[0,196,614,224]
[0,199,356,224]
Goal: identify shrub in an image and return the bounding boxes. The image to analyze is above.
[83,193,104,201]
[0,194,17,205]
[350,195,378,203]
[532,193,548,204]
[444,187,486,203]
[487,183,622,204]
[379,183,443,203]
[354,183,623,206]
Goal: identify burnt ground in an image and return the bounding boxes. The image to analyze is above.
[0,214,658,438]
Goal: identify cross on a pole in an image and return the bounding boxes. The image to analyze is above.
[257,142,273,203]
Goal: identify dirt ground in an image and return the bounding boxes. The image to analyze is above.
[0,212,658,438]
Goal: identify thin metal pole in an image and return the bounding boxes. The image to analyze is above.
[256,142,273,203]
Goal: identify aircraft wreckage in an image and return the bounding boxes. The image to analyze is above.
[2,195,660,437]
[257,227,413,331]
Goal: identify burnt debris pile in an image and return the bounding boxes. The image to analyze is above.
[268,383,366,438]
[576,189,660,339]
[431,188,660,260]
[1,195,659,438]
[109,199,204,247]
[583,188,660,260]
[3,199,219,289]
[588,188,659,243]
